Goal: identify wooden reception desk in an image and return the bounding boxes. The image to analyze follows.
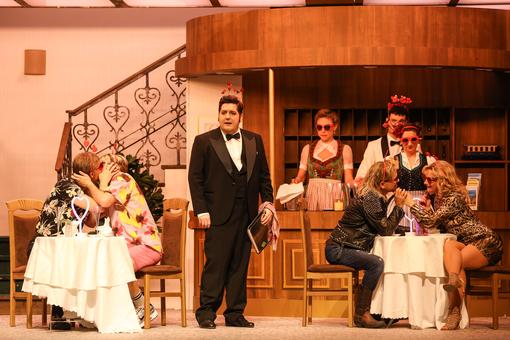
[189,210,344,317]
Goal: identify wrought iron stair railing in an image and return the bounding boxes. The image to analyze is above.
[55,44,187,182]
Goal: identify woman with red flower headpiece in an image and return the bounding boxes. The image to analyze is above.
[292,109,354,210]
[391,123,436,234]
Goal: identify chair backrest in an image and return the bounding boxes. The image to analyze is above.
[299,208,314,269]
[6,199,43,272]
[161,198,189,269]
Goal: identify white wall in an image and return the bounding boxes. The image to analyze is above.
[0,7,247,311]
[0,7,246,236]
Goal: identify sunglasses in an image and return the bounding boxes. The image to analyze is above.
[401,136,420,144]
[316,124,332,131]
[423,176,437,183]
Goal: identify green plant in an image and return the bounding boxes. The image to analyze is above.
[126,154,164,222]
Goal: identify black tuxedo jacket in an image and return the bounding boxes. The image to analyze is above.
[188,128,274,226]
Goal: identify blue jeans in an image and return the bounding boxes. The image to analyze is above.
[325,240,384,290]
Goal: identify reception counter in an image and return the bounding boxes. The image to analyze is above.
[188,210,509,318]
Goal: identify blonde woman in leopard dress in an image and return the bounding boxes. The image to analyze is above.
[406,160,503,330]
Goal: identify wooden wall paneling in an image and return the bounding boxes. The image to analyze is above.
[353,109,368,137]
[455,165,506,211]
[177,7,510,76]
[454,108,507,160]
[245,68,510,208]
[285,139,299,166]
[420,139,436,159]
[247,248,273,289]
[339,109,354,136]
[284,109,299,136]
[367,109,383,137]
[450,107,456,162]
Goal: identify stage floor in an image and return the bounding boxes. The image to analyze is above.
[2,310,509,339]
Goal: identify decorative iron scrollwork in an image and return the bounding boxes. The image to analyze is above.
[73,110,100,152]
[70,51,188,182]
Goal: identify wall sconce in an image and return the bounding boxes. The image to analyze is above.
[24,49,46,75]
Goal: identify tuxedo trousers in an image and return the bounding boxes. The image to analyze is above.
[195,197,252,322]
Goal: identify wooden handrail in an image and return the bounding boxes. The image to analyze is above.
[67,44,186,116]
[55,122,72,174]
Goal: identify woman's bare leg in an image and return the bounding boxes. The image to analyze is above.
[443,240,465,276]
[461,244,489,270]
[442,242,488,330]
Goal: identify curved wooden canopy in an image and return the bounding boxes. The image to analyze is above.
[176,6,510,77]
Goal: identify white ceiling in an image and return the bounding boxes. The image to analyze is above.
[0,0,508,10]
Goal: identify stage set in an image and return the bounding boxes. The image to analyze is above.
[178,3,510,333]
[4,2,510,338]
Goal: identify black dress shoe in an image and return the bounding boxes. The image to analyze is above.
[199,319,216,329]
[50,321,72,331]
[225,315,255,328]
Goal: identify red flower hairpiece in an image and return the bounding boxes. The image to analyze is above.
[221,81,243,100]
[83,139,98,153]
[387,94,413,111]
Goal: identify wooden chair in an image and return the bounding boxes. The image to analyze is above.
[465,265,510,329]
[136,198,189,328]
[299,208,359,327]
[6,199,48,328]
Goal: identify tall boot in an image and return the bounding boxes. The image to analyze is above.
[354,287,386,328]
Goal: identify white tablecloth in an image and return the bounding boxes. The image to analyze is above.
[370,233,468,329]
[23,236,141,333]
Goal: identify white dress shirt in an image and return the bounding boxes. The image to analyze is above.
[400,151,436,170]
[355,134,402,180]
[221,129,243,171]
[198,129,243,219]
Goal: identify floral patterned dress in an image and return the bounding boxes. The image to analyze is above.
[108,173,162,253]
[411,191,503,265]
[35,178,85,237]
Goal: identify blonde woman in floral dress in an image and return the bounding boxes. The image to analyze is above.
[73,154,162,327]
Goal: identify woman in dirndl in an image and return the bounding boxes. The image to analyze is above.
[292,109,354,210]
[393,123,435,233]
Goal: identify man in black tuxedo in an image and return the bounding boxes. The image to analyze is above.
[188,95,274,329]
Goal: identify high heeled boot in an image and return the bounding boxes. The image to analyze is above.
[354,287,386,328]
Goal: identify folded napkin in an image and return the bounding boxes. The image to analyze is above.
[96,217,113,236]
[276,183,304,204]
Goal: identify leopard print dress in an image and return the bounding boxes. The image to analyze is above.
[411,191,503,265]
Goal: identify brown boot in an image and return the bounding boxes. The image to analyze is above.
[354,287,386,328]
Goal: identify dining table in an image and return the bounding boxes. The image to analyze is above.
[22,235,142,333]
[370,233,468,329]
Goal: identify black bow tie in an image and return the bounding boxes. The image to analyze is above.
[226,132,240,141]
[390,140,400,146]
